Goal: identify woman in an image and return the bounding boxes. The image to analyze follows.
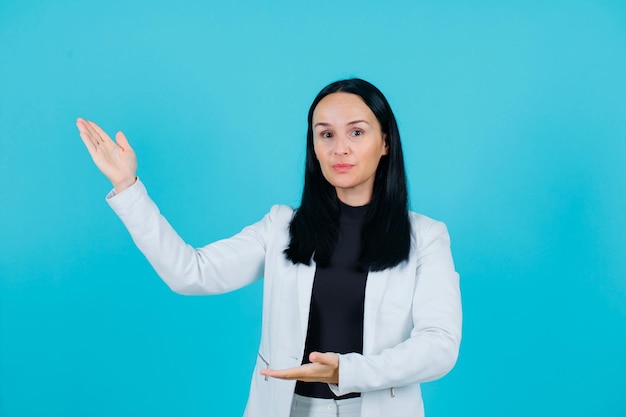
[77,78,462,417]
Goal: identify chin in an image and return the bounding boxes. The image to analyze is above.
[326,178,355,189]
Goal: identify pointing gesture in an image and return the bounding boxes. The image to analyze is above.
[76,118,138,193]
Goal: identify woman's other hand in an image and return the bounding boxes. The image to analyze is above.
[260,352,339,384]
[76,118,138,193]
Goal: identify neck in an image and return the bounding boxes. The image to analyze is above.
[336,190,372,207]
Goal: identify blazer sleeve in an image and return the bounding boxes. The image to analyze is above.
[330,220,462,395]
[106,179,274,295]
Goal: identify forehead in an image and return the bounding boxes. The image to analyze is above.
[312,92,377,124]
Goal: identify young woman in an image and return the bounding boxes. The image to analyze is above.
[77,78,462,417]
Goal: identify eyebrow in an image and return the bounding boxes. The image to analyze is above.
[313,120,371,128]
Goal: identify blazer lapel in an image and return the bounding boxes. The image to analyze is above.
[296,261,316,345]
[362,270,390,354]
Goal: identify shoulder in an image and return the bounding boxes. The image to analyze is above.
[231,205,294,247]
[408,211,452,249]
[257,204,295,236]
[254,205,294,248]
[267,204,295,223]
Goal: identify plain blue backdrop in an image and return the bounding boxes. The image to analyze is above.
[1,0,625,416]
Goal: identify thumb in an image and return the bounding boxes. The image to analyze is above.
[309,352,335,365]
[115,131,132,151]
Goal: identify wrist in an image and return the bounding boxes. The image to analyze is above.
[113,176,137,194]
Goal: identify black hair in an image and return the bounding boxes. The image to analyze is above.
[284,78,411,272]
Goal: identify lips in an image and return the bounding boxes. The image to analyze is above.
[332,163,354,173]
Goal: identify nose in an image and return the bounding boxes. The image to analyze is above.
[333,137,350,155]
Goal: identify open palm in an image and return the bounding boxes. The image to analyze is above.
[76,118,138,192]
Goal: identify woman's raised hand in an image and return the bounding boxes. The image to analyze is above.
[76,118,138,193]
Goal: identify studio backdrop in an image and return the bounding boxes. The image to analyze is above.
[1,1,625,416]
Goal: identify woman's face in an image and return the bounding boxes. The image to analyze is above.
[312,92,388,206]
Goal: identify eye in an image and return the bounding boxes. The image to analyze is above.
[320,131,333,139]
[351,129,364,137]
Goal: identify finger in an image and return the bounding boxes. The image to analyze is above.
[87,120,114,146]
[76,118,98,153]
[261,367,295,379]
[309,352,338,366]
[261,365,309,380]
[80,119,105,146]
[115,131,132,151]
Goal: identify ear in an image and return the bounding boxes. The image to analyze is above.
[381,133,389,156]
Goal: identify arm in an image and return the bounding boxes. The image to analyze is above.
[77,118,268,294]
[332,221,462,394]
[107,180,269,294]
[261,221,462,392]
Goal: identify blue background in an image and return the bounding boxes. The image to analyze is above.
[1,0,625,416]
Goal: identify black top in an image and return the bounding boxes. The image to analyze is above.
[294,201,369,399]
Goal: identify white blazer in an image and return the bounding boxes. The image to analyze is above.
[108,180,462,417]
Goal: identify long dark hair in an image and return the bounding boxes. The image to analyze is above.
[284,78,411,272]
